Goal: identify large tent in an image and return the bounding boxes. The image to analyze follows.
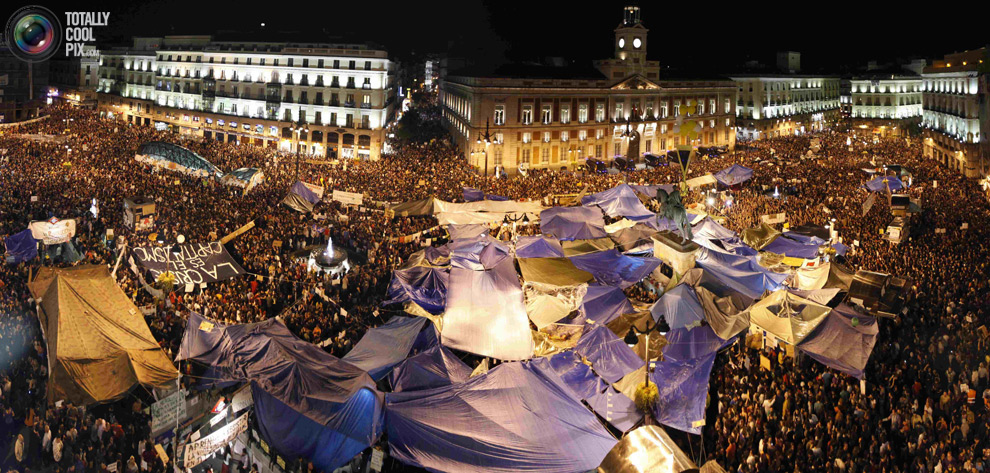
[796,304,878,378]
[383,265,449,314]
[176,313,383,473]
[385,358,618,473]
[695,248,787,299]
[540,206,608,240]
[388,344,473,393]
[28,265,178,406]
[581,184,656,221]
[863,175,905,192]
[746,290,831,345]
[569,249,662,289]
[515,235,565,258]
[342,316,433,380]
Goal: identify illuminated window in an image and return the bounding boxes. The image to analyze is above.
[494,105,505,125]
[522,105,533,125]
[542,105,552,124]
[578,103,588,123]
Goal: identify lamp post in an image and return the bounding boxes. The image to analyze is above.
[290,122,309,181]
[475,118,494,180]
[625,316,668,425]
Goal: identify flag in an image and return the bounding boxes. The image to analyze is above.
[4,229,38,264]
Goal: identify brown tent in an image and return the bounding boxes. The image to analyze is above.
[29,265,178,406]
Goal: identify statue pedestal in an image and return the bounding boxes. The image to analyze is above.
[652,231,700,276]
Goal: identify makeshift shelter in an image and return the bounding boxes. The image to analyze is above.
[383,265,449,314]
[574,324,645,383]
[388,197,440,216]
[579,285,635,325]
[714,164,754,186]
[28,265,178,406]
[651,284,706,329]
[610,224,659,253]
[548,350,601,400]
[789,224,830,241]
[386,358,618,473]
[747,290,831,345]
[402,246,450,269]
[598,425,699,473]
[762,234,821,259]
[176,313,383,473]
[863,175,905,192]
[628,184,675,200]
[447,223,490,240]
[448,234,511,270]
[651,352,717,434]
[569,250,662,289]
[443,254,535,360]
[695,248,787,299]
[692,217,738,242]
[462,187,485,202]
[561,237,617,256]
[541,206,608,240]
[515,235,565,258]
[581,184,656,221]
[342,316,432,380]
[5,229,38,263]
[388,344,473,393]
[663,325,735,363]
[825,262,855,290]
[435,199,545,225]
[517,257,594,287]
[797,304,878,378]
[282,181,323,213]
[686,173,717,189]
[793,262,831,290]
[695,285,751,340]
[585,378,643,432]
[741,223,781,251]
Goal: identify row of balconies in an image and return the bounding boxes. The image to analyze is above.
[155,55,386,72]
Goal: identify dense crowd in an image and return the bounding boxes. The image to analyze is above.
[1,97,988,473]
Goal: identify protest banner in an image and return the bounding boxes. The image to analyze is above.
[332,190,363,206]
[151,390,186,435]
[29,218,76,245]
[132,241,245,284]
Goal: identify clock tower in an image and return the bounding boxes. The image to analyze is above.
[614,6,647,66]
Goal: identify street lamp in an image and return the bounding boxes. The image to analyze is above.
[475,118,494,179]
[289,122,309,180]
[624,316,668,425]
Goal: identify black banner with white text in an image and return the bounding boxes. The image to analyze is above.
[131,242,245,284]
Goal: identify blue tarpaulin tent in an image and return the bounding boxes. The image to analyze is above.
[449,234,511,270]
[540,207,608,241]
[515,235,565,258]
[342,316,431,380]
[447,224,490,240]
[628,184,675,199]
[176,313,383,473]
[578,285,635,325]
[573,324,645,383]
[283,181,321,212]
[581,184,655,221]
[695,248,787,299]
[5,229,38,264]
[762,234,821,259]
[651,353,717,434]
[797,304,878,379]
[650,284,705,329]
[388,344,473,393]
[463,187,485,202]
[863,175,904,192]
[386,358,618,473]
[548,350,601,400]
[714,164,754,186]
[662,325,735,363]
[569,250,662,289]
[586,382,643,432]
[383,265,449,314]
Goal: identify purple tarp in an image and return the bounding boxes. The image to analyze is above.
[651,353,717,435]
[388,344,473,393]
[579,284,635,325]
[797,304,878,379]
[574,324,645,383]
[695,248,787,299]
[515,235,565,258]
[569,250,662,289]
[342,316,430,380]
[541,206,608,241]
[650,284,705,329]
[762,234,821,259]
[581,184,655,221]
[383,265,449,314]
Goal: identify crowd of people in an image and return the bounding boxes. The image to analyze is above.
[1,95,988,473]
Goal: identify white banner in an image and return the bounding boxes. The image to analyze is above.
[151,390,187,435]
[332,190,363,206]
[184,413,248,469]
[302,182,325,200]
[29,218,76,245]
[760,213,787,224]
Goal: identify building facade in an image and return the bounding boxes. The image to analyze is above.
[96,35,397,160]
[49,45,100,108]
[440,6,736,175]
[849,73,923,137]
[921,47,988,178]
[730,75,842,140]
[0,49,49,123]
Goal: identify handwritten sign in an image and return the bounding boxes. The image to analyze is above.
[132,242,245,284]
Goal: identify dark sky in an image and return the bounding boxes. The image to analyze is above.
[13,0,988,71]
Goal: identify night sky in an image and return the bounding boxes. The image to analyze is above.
[13,0,989,72]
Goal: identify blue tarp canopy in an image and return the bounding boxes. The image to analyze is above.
[388,344,473,393]
[290,181,321,204]
[386,358,618,473]
[586,382,643,433]
[628,184,675,199]
[5,229,38,264]
[714,164,754,186]
[832,242,849,256]
[342,316,430,380]
[447,224,490,240]
[540,206,607,241]
[548,350,601,400]
[695,248,788,299]
[383,265,449,314]
[692,217,738,242]
[650,284,705,329]
[662,325,735,363]
[782,232,826,246]
[136,141,223,178]
[515,235,565,258]
[463,187,484,202]
[176,313,383,473]
[651,353,717,434]
[863,175,905,192]
[797,304,878,379]
[578,285,634,325]
[762,234,821,259]
[569,250,662,289]
[574,324,645,383]
[449,234,511,270]
[581,184,655,221]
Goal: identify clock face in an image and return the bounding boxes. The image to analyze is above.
[633,37,642,49]
[618,38,625,49]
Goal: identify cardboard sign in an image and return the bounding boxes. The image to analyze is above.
[760,355,771,371]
